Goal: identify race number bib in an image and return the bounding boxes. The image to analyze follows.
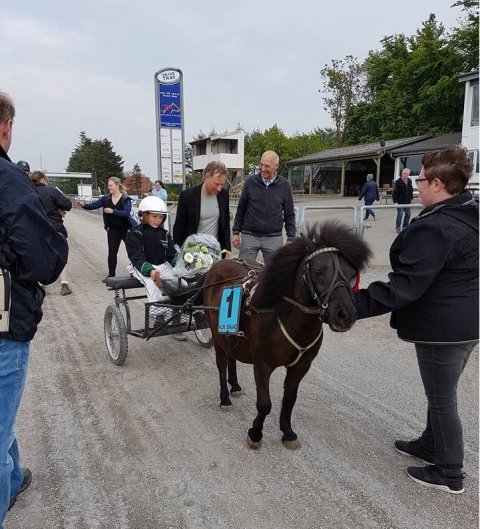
[218,286,242,335]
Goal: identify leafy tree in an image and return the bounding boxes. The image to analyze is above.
[344,15,468,144]
[319,55,365,145]
[130,163,143,193]
[450,0,479,71]
[67,131,124,191]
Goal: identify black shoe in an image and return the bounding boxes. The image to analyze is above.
[8,468,32,511]
[395,438,435,465]
[407,465,465,494]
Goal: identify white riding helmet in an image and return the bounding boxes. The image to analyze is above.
[138,196,168,214]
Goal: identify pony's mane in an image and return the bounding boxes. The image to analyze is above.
[255,220,372,308]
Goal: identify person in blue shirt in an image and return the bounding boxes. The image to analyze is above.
[358,173,380,220]
[151,180,168,202]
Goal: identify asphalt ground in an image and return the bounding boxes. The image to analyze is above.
[5,199,478,529]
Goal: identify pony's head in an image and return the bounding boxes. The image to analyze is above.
[257,220,372,331]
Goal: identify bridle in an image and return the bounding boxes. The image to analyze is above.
[302,246,358,320]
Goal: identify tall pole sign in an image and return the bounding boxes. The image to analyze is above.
[155,68,185,187]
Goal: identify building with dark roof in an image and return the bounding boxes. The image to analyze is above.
[286,136,428,196]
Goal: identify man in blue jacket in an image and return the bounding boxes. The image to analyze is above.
[231,151,296,263]
[0,92,68,526]
[358,173,380,220]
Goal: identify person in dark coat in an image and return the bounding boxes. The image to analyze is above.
[231,150,296,263]
[0,91,68,525]
[173,161,231,253]
[76,177,137,281]
[31,171,73,295]
[354,147,478,494]
[392,168,414,233]
[358,173,380,220]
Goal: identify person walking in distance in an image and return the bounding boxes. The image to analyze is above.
[392,168,414,233]
[76,177,137,281]
[31,171,73,295]
[358,173,379,221]
[231,150,295,263]
[0,91,68,525]
[151,180,168,202]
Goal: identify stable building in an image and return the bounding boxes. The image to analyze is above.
[286,136,427,196]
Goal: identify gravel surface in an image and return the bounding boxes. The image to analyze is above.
[5,203,478,529]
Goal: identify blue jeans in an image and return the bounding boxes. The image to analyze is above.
[396,206,411,231]
[415,342,476,471]
[0,338,30,527]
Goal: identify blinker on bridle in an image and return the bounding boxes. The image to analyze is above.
[302,246,356,318]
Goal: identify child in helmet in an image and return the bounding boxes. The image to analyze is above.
[126,196,177,303]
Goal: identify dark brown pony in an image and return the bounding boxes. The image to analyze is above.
[203,220,371,449]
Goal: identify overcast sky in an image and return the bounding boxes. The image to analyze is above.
[1,0,463,178]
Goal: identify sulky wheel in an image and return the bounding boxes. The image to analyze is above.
[194,327,213,348]
[104,304,128,365]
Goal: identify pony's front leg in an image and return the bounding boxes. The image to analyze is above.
[227,356,242,395]
[279,361,312,449]
[215,347,231,408]
[247,363,273,449]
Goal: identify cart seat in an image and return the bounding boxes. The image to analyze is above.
[106,275,143,290]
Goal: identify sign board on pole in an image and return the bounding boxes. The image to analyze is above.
[155,68,185,186]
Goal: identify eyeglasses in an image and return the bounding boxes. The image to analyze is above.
[415,178,429,184]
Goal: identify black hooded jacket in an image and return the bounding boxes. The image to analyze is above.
[354,191,478,343]
[0,146,68,341]
[34,182,72,237]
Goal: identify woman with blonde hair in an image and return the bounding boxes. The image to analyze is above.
[76,177,137,281]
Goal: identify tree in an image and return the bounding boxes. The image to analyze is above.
[130,163,143,194]
[344,14,468,144]
[450,0,479,71]
[319,55,365,145]
[67,131,124,191]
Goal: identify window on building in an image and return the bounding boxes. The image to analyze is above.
[312,162,342,194]
[193,142,206,156]
[400,155,422,176]
[471,80,479,127]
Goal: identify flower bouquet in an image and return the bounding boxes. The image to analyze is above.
[173,233,222,279]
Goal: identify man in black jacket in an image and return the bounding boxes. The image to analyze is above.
[231,150,296,263]
[392,168,414,233]
[173,161,231,253]
[355,147,478,494]
[0,92,68,524]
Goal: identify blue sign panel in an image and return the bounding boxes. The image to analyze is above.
[218,286,242,335]
[159,81,181,128]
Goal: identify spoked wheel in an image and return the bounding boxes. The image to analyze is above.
[104,305,128,365]
[194,327,213,348]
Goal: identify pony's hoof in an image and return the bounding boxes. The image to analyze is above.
[282,439,301,450]
[230,390,243,398]
[220,402,232,411]
[247,435,262,450]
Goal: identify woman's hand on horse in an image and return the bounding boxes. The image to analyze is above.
[75,200,85,208]
[224,250,233,259]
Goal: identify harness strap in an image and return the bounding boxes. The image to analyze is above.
[277,317,323,368]
[282,296,322,314]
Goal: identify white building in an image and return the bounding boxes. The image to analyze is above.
[190,130,244,174]
[459,69,479,183]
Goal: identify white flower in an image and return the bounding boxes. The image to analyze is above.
[184,252,194,264]
[205,254,213,265]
